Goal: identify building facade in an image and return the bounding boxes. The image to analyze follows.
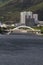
[20,11,26,24]
[20,11,38,27]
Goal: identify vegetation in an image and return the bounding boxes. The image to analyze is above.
[0,0,43,34]
[0,0,43,22]
[0,0,14,7]
[33,26,43,33]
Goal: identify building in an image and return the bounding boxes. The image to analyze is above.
[33,14,38,25]
[20,11,26,24]
[27,11,33,18]
[20,11,38,27]
[38,21,43,26]
[25,16,35,26]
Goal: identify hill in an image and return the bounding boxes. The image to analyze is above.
[0,0,43,23]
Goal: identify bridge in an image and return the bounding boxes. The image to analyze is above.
[12,25,35,31]
[6,25,40,35]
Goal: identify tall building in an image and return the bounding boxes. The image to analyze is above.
[25,11,36,26]
[33,14,38,25]
[20,11,38,26]
[25,15,35,26]
[27,11,33,18]
[20,11,26,24]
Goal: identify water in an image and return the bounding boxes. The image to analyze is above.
[0,34,43,65]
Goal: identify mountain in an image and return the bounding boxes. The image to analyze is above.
[0,0,13,7]
[0,0,43,23]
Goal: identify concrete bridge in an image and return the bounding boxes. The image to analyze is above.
[12,25,35,31]
[7,25,41,35]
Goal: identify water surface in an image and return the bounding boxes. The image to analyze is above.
[0,35,43,65]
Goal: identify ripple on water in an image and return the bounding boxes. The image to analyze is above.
[0,35,43,65]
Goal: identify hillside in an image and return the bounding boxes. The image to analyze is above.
[0,0,14,7]
[0,0,43,23]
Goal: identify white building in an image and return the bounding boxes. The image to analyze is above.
[33,14,38,23]
[20,11,33,24]
[20,11,39,26]
[38,21,43,26]
[27,11,33,18]
[20,11,26,24]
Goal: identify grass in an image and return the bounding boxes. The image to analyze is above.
[33,26,43,33]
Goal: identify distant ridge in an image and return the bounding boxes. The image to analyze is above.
[0,0,43,22]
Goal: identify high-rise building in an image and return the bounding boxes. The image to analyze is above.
[20,11,38,26]
[20,11,26,24]
[25,11,35,26]
[27,11,33,18]
[25,15,35,26]
[33,14,38,24]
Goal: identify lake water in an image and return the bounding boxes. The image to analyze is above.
[0,34,43,65]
